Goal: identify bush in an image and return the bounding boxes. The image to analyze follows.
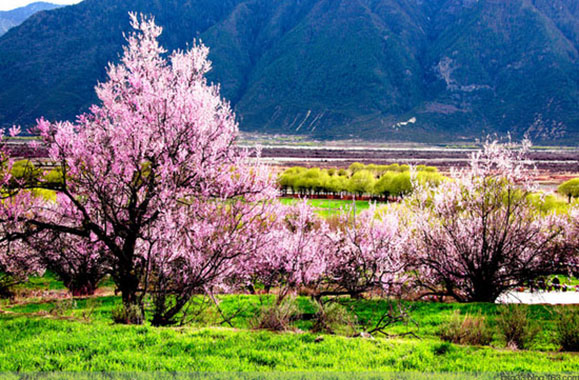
[251,297,299,332]
[432,342,453,356]
[0,272,16,300]
[555,307,579,351]
[496,305,539,349]
[311,301,356,336]
[112,304,144,325]
[48,299,76,317]
[438,310,493,346]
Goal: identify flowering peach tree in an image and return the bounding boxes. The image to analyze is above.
[0,14,276,322]
[407,141,572,302]
[246,200,329,302]
[323,204,409,299]
[0,129,44,298]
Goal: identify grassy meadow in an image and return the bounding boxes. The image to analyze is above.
[0,274,578,373]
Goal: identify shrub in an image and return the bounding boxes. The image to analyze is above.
[438,310,493,346]
[48,299,76,317]
[80,298,101,322]
[0,272,16,300]
[555,307,579,352]
[311,301,356,336]
[251,297,299,332]
[432,342,453,356]
[496,305,539,349]
[112,304,144,325]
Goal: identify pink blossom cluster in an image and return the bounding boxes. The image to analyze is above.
[244,201,410,302]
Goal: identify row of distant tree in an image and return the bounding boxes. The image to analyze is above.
[9,156,579,205]
[278,163,445,198]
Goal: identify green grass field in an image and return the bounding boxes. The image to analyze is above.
[280,198,373,217]
[0,275,578,373]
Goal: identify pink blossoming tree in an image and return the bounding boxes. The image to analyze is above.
[149,200,279,326]
[0,130,44,298]
[247,200,328,303]
[566,207,579,275]
[406,141,571,302]
[1,14,276,322]
[248,201,410,303]
[323,204,409,299]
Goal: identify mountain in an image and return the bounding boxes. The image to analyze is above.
[0,2,61,36]
[0,0,577,143]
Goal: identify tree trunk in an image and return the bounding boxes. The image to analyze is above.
[470,281,500,303]
[116,272,144,324]
[151,295,189,326]
[70,283,97,297]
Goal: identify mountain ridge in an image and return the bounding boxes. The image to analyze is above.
[0,0,577,143]
[0,2,61,36]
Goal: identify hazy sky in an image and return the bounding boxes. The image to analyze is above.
[0,0,82,11]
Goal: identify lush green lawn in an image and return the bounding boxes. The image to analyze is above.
[1,274,578,373]
[280,198,373,216]
[1,313,577,372]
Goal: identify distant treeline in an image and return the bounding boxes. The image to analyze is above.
[7,159,63,189]
[278,163,445,199]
